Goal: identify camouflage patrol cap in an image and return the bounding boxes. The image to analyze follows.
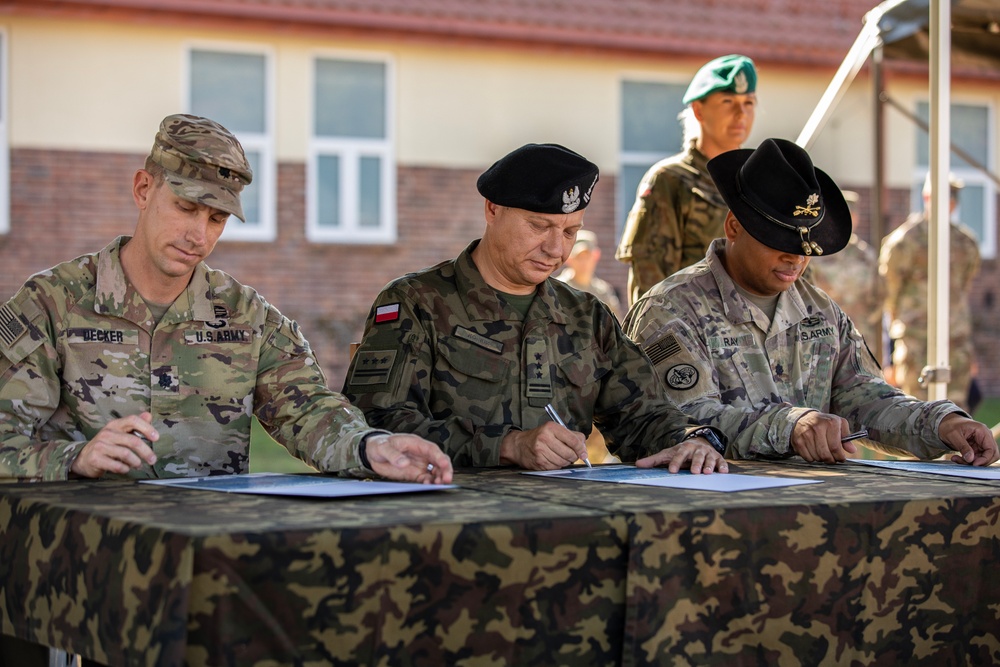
[683,54,757,105]
[708,138,851,256]
[148,114,253,222]
[477,143,599,215]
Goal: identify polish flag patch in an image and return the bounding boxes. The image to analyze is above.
[375,303,400,324]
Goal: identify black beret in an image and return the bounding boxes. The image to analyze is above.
[477,143,600,214]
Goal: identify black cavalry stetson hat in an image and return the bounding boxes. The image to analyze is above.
[707,138,851,256]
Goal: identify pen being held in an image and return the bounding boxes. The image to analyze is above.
[544,403,592,468]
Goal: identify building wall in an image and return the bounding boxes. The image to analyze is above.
[1,12,998,396]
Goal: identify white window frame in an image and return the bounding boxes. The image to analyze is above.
[307,51,396,244]
[0,29,9,235]
[618,75,688,238]
[184,42,276,243]
[913,97,995,260]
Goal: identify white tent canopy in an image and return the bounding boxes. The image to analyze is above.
[798,0,1000,399]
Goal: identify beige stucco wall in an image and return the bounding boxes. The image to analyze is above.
[2,13,997,190]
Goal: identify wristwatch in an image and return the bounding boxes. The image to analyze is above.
[684,427,727,456]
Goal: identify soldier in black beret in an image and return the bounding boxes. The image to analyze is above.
[346,143,729,473]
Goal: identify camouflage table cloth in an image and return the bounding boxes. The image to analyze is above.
[2,461,999,666]
[0,480,627,666]
[460,461,1000,667]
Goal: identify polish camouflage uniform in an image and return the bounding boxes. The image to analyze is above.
[879,212,981,407]
[809,232,883,349]
[554,269,623,320]
[615,140,728,304]
[623,239,965,460]
[343,240,708,466]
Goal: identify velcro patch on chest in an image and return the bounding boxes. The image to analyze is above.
[67,328,140,346]
[453,326,503,354]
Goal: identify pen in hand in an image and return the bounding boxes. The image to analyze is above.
[841,428,868,443]
[544,403,592,468]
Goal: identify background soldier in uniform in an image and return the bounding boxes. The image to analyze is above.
[616,54,757,305]
[0,114,451,485]
[624,138,997,467]
[808,190,883,352]
[344,143,727,473]
[555,229,624,320]
[879,173,981,409]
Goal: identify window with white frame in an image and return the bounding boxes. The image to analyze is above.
[0,30,8,235]
[308,55,395,243]
[188,47,275,242]
[618,79,686,238]
[914,100,995,259]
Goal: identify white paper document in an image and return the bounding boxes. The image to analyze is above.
[849,459,1000,481]
[141,472,456,498]
[524,465,821,492]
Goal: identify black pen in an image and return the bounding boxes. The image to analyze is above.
[841,428,869,443]
[544,403,591,468]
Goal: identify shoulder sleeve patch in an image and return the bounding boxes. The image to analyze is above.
[0,302,28,349]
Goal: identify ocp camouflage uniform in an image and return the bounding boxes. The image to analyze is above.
[623,239,964,460]
[0,236,377,481]
[615,141,727,304]
[343,240,706,466]
[808,233,883,349]
[879,213,981,408]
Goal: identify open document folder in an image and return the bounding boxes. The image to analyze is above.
[524,465,821,493]
[141,472,456,498]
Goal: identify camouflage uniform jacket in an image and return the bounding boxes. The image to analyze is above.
[554,269,624,320]
[615,141,728,304]
[343,240,706,466]
[622,239,963,460]
[0,236,377,481]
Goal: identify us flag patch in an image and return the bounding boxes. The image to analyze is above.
[0,303,27,348]
[374,303,400,324]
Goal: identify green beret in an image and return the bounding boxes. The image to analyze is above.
[683,54,757,105]
[477,143,599,215]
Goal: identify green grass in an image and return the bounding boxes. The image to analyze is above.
[973,397,1000,430]
[249,418,317,473]
[248,397,1000,472]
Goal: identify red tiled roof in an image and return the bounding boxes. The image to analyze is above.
[7,0,882,67]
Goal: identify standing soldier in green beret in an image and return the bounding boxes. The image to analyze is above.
[879,173,981,409]
[616,54,757,305]
[344,143,728,473]
[0,114,451,485]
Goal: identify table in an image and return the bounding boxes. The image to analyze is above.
[2,461,999,666]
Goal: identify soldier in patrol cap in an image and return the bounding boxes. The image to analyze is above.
[344,143,728,472]
[623,138,997,467]
[0,113,451,485]
[617,54,757,305]
[555,229,624,320]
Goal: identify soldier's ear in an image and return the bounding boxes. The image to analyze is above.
[133,169,155,210]
[723,211,741,242]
